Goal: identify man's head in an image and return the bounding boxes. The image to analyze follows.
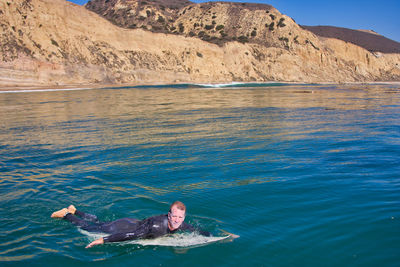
[168,201,186,230]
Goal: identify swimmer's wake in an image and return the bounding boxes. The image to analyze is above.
[80,229,231,247]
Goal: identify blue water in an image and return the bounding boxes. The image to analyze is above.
[0,83,399,266]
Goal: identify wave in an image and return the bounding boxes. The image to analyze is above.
[0,82,313,94]
[0,82,313,93]
[104,82,309,90]
[195,82,303,88]
[195,82,246,88]
[79,230,229,248]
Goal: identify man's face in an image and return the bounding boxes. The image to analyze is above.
[168,206,185,230]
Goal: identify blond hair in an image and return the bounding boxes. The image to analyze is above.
[169,201,186,213]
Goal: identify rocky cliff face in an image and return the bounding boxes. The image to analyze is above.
[1,0,399,87]
[85,0,309,50]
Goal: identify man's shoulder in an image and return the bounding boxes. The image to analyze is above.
[147,214,169,234]
[146,214,168,223]
[149,214,167,219]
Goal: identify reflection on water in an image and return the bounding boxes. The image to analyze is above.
[0,83,400,265]
[2,84,399,148]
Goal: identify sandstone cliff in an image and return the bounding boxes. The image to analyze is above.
[1,0,399,87]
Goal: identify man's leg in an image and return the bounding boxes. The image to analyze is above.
[63,213,106,232]
[68,205,100,223]
[51,206,104,232]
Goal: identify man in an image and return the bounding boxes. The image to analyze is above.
[51,201,211,248]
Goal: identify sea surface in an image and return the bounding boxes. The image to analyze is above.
[0,83,399,266]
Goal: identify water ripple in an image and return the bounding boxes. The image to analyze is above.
[1,84,399,265]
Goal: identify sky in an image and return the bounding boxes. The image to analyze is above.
[68,0,400,42]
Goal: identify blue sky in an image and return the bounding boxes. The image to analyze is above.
[69,0,400,42]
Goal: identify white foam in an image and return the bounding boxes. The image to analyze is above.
[79,229,229,247]
[195,82,244,88]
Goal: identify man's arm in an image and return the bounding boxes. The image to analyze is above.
[86,237,104,248]
[86,232,144,248]
[85,220,151,248]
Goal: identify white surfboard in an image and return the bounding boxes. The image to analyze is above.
[129,233,231,247]
[80,230,231,248]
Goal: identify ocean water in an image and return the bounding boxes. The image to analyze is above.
[0,83,399,266]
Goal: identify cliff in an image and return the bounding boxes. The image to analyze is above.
[1,0,399,87]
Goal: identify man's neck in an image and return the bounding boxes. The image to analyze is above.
[168,222,175,231]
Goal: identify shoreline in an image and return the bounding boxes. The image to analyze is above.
[1,81,399,93]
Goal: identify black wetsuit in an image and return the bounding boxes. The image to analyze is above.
[64,210,210,243]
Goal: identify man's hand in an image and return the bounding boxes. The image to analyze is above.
[220,229,240,239]
[86,237,104,248]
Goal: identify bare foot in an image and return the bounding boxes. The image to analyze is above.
[51,208,68,218]
[68,205,76,214]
